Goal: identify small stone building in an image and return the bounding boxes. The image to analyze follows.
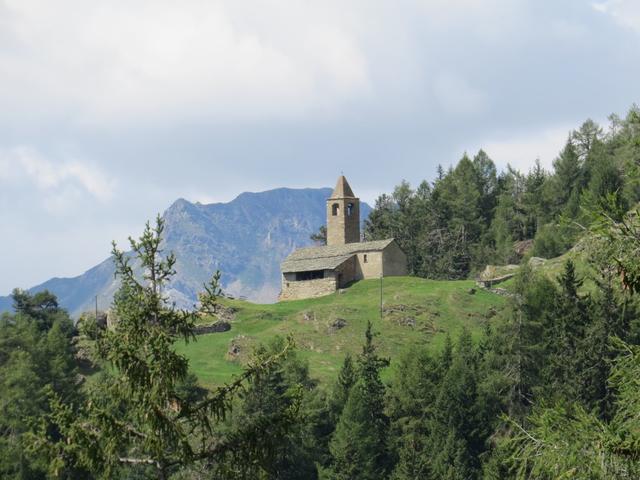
[279,176,407,301]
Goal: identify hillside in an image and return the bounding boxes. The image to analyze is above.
[177,276,508,388]
[481,236,601,294]
[0,187,371,317]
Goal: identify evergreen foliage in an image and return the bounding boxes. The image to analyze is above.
[365,109,640,278]
[0,290,83,479]
[17,217,297,479]
[328,321,390,480]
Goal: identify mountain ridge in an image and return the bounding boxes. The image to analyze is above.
[1,187,372,317]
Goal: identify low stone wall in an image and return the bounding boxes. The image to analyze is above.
[193,321,231,335]
[476,273,516,289]
[279,277,337,301]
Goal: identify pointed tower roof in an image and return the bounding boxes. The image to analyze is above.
[330,175,356,199]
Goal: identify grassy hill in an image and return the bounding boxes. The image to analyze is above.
[176,277,508,388]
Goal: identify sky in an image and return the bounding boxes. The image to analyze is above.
[1,0,640,294]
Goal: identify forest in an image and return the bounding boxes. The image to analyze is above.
[2,105,640,479]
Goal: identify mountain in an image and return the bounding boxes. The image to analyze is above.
[0,187,372,317]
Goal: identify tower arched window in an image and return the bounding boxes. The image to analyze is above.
[347,203,354,216]
[332,203,340,216]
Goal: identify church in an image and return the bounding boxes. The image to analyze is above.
[279,176,407,301]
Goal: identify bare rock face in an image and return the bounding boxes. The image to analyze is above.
[0,188,373,317]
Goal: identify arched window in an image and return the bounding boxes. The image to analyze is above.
[347,203,354,216]
[332,203,340,216]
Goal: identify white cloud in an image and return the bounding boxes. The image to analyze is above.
[0,146,115,205]
[460,125,573,172]
[0,0,542,127]
[592,0,640,33]
[0,1,371,124]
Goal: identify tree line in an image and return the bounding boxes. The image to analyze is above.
[365,108,640,279]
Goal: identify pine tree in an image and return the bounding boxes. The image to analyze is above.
[329,353,356,421]
[232,337,316,480]
[328,321,390,480]
[538,260,589,403]
[0,291,85,479]
[428,329,483,480]
[387,348,443,480]
[34,217,296,479]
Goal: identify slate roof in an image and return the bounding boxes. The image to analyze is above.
[281,239,395,273]
[330,175,356,198]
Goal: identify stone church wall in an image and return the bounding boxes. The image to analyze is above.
[279,273,338,301]
[383,242,408,276]
[354,251,384,280]
[335,256,357,287]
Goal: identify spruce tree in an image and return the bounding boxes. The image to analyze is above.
[428,329,482,480]
[328,321,390,480]
[329,353,357,421]
[33,217,296,479]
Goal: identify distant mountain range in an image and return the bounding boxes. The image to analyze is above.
[0,187,372,317]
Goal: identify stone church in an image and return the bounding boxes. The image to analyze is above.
[279,176,407,301]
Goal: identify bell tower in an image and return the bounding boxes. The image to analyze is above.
[327,175,360,246]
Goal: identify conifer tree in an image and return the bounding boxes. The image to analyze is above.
[228,337,315,480]
[428,329,482,480]
[33,216,295,479]
[328,321,390,480]
[539,260,590,402]
[329,353,356,421]
[0,291,83,478]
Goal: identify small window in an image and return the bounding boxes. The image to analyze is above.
[296,270,324,281]
[363,254,368,263]
[347,203,354,216]
[332,203,340,216]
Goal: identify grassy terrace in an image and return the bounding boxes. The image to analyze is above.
[176,277,508,388]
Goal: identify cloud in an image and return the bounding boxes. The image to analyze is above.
[1,0,639,294]
[433,72,489,116]
[0,146,115,208]
[0,1,371,124]
[592,0,640,33]
[459,125,574,172]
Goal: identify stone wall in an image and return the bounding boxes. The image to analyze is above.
[354,251,383,280]
[335,256,357,287]
[382,241,408,276]
[327,198,360,246]
[279,274,338,301]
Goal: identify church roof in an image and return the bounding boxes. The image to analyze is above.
[281,239,395,273]
[330,175,356,199]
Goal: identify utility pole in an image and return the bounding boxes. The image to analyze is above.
[95,295,98,321]
[380,274,383,321]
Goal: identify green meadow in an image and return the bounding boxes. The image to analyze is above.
[176,276,508,388]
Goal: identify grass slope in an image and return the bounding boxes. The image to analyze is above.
[176,277,507,388]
